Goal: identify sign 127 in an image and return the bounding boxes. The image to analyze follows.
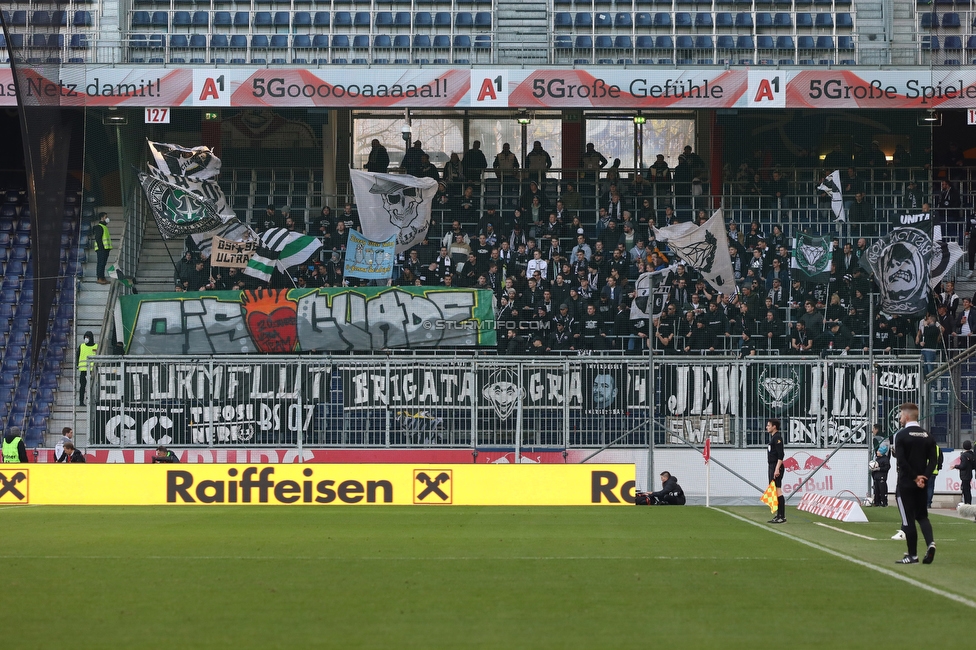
[145,107,170,124]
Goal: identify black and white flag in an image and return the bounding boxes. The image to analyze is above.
[349,170,439,253]
[244,228,323,282]
[654,209,738,298]
[860,227,932,315]
[929,225,964,290]
[817,170,846,223]
[630,265,677,320]
[148,141,221,180]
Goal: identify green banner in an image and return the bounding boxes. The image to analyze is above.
[120,286,496,355]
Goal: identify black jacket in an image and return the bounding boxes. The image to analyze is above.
[651,475,686,505]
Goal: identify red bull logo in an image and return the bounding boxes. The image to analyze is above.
[782,452,834,495]
[783,452,831,475]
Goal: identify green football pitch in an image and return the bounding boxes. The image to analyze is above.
[4,504,975,648]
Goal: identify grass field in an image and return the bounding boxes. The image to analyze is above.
[4,504,975,648]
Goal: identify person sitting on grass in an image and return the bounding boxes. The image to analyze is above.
[645,471,686,505]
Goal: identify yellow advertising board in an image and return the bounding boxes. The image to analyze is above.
[0,464,635,506]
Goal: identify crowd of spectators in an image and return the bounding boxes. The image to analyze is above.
[173,138,975,359]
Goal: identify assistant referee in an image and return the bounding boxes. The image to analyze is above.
[767,418,786,524]
[893,402,938,565]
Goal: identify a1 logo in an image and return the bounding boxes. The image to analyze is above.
[747,71,786,108]
[193,70,232,106]
[470,71,508,107]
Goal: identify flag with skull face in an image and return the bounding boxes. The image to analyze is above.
[350,170,439,254]
[860,227,932,315]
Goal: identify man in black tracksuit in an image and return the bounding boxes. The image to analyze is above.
[893,402,938,565]
[767,418,786,523]
[649,472,686,505]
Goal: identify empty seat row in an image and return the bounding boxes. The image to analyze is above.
[1,10,94,27]
[918,12,963,28]
[917,0,969,4]
[559,32,851,49]
[135,0,491,5]
[558,0,851,5]
[132,9,490,28]
[921,35,976,50]
[556,11,851,28]
[138,32,485,49]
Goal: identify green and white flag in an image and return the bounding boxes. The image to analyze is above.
[791,233,831,283]
[106,264,134,288]
[244,228,323,282]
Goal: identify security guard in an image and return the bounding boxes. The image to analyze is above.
[927,443,943,508]
[2,426,28,463]
[78,330,97,407]
[93,212,112,284]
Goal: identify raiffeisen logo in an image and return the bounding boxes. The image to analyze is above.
[166,467,393,504]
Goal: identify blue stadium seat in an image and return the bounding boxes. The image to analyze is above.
[676,35,694,48]
[253,11,272,27]
[293,34,312,49]
[415,11,433,26]
[835,12,852,27]
[595,35,614,49]
[433,34,450,48]
[475,12,492,26]
[693,12,712,27]
[351,58,368,64]
[73,11,93,26]
[674,12,692,26]
[715,12,733,27]
[352,34,369,48]
[795,12,813,27]
[251,34,269,49]
[415,35,432,48]
[148,34,165,48]
[922,35,939,50]
[270,34,288,48]
[735,35,754,49]
[190,10,208,27]
[755,12,773,26]
[71,34,90,48]
[757,35,774,48]
[374,34,392,48]
[837,35,853,49]
[434,12,451,26]
[815,35,833,49]
[920,12,936,28]
[966,35,976,50]
[171,35,189,48]
[213,11,231,26]
[716,35,735,48]
[595,12,612,27]
[454,34,472,47]
[291,11,311,27]
[274,11,291,27]
[734,12,752,27]
[942,12,960,27]
[332,35,350,47]
[575,35,593,49]
[574,12,592,27]
[814,13,833,27]
[313,11,330,26]
[775,35,794,49]
[151,10,168,27]
[211,34,229,49]
[773,12,792,26]
[474,34,491,48]
[456,11,474,26]
[615,12,633,27]
[555,12,572,27]
[797,35,815,49]
[374,11,394,26]
[131,11,151,27]
[312,34,330,49]
[173,11,191,27]
[334,11,352,26]
[695,35,713,49]
[234,11,249,27]
[655,35,673,48]
[653,12,671,26]
[354,11,370,26]
[9,10,26,26]
[31,10,52,26]
[635,12,653,26]
[944,35,961,48]
[229,34,247,49]
[615,35,633,48]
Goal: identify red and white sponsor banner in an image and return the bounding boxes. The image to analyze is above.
[3,66,976,109]
[796,492,869,523]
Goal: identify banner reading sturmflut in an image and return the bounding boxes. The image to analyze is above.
[654,209,738,298]
[119,287,496,355]
[860,227,932,315]
[343,229,396,280]
[349,169,439,253]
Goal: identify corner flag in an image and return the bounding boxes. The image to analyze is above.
[703,439,711,465]
[760,481,778,514]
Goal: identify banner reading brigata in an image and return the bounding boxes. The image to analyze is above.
[4,66,976,108]
[119,286,495,355]
[0,464,635,506]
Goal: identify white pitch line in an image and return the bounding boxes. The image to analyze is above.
[0,505,38,512]
[814,522,878,540]
[715,507,976,611]
[0,554,808,562]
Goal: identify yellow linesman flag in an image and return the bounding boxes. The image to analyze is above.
[760,481,778,514]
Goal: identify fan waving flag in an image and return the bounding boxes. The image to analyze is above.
[817,170,846,223]
[245,228,323,282]
[929,226,964,290]
[760,481,778,513]
[349,170,439,253]
[791,233,832,283]
[654,209,738,299]
[860,227,932,315]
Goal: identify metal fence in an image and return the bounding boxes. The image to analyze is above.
[87,354,922,450]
